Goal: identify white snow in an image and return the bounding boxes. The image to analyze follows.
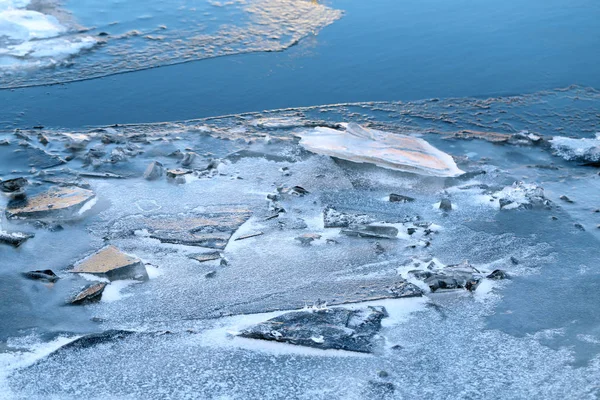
[0,8,64,41]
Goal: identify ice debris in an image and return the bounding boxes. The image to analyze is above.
[341,225,399,239]
[389,194,415,203]
[402,259,507,293]
[22,269,59,283]
[323,206,374,228]
[296,123,464,177]
[492,182,552,210]
[0,230,34,247]
[68,282,107,305]
[70,246,149,282]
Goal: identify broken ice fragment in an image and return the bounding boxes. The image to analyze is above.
[250,117,307,129]
[559,195,574,203]
[408,260,483,292]
[5,186,95,220]
[239,306,386,353]
[78,172,125,179]
[438,198,453,211]
[323,206,374,228]
[234,231,264,241]
[70,246,149,281]
[486,270,509,280]
[68,283,108,305]
[22,269,59,283]
[0,177,28,193]
[341,225,398,239]
[109,207,252,249]
[0,230,34,247]
[493,182,552,210]
[18,146,66,169]
[389,193,415,203]
[166,168,192,178]
[329,280,423,304]
[188,252,221,263]
[205,270,217,279]
[296,123,464,177]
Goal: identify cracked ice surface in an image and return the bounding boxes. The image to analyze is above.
[0,0,343,88]
[1,87,600,399]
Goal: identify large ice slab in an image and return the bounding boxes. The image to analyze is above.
[296,123,464,177]
[0,1,98,76]
[108,207,252,249]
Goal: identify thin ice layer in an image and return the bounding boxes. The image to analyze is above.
[0,1,97,76]
[296,123,464,177]
[0,0,343,88]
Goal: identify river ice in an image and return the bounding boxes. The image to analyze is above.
[0,0,342,88]
[0,87,599,398]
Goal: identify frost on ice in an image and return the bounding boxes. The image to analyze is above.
[296,123,464,177]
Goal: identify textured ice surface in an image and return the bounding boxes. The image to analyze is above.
[550,133,600,164]
[1,87,600,398]
[0,0,342,88]
[0,0,98,77]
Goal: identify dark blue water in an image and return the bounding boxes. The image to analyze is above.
[1,0,599,129]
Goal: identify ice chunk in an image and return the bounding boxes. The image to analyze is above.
[549,134,600,164]
[108,207,252,249]
[0,9,65,42]
[67,282,107,305]
[0,230,33,247]
[323,206,374,228]
[340,225,399,239]
[70,246,149,282]
[296,123,464,177]
[239,306,386,353]
[492,182,552,210]
[5,186,95,220]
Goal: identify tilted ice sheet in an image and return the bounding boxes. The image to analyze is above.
[0,0,343,88]
[296,123,464,177]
